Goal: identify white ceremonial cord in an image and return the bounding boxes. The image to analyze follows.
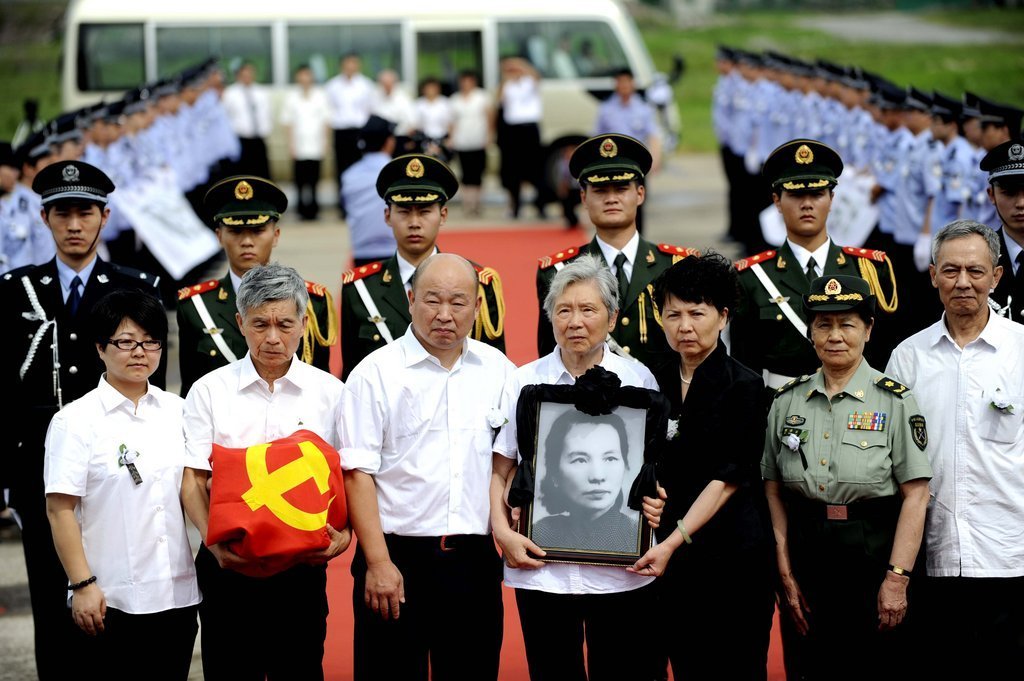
[988,296,1011,318]
[19,276,58,389]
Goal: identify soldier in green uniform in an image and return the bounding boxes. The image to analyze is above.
[535,133,697,367]
[762,275,932,681]
[339,153,506,380]
[730,139,900,390]
[177,176,336,396]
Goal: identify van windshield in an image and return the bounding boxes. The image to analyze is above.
[497,20,628,80]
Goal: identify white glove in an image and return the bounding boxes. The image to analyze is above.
[913,232,932,272]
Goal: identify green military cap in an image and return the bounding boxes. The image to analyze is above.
[569,133,652,186]
[762,138,843,192]
[376,154,458,205]
[204,175,287,226]
[804,275,875,315]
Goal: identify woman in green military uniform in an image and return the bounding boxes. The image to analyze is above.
[762,274,931,681]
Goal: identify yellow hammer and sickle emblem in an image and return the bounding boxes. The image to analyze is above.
[241,440,335,531]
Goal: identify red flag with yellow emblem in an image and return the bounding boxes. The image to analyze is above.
[206,429,347,577]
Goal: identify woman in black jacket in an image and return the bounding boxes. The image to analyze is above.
[630,252,776,680]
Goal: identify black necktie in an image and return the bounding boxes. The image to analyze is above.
[805,257,817,284]
[67,275,82,316]
[614,253,629,308]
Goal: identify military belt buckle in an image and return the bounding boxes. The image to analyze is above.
[826,505,849,521]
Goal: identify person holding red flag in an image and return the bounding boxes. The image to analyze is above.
[181,263,350,681]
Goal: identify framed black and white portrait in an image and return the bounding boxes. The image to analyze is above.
[510,367,671,566]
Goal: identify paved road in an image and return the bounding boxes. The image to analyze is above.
[801,12,1023,45]
[0,152,729,680]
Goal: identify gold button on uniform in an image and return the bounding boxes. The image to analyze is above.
[209,349,217,356]
[373,334,380,341]
[860,440,868,448]
[621,317,630,326]
[820,458,827,466]
[622,346,630,354]
[823,432,830,439]
[776,314,783,321]
[818,484,826,492]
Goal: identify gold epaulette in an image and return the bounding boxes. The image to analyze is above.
[774,374,812,399]
[301,280,338,363]
[341,261,382,285]
[658,243,700,264]
[538,246,582,270]
[844,247,898,314]
[473,265,505,341]
[178,279,220,301]
[875,376,910,398]
[734,250,778,272]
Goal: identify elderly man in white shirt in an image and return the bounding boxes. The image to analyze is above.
[490,254,665,680]
[325,53,374,216]
[886,219,1024,679]
[182,264,349,681]
[342,253,515,681]
[221,61,273,179]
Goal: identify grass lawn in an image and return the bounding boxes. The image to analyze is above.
[1,7,1022,153]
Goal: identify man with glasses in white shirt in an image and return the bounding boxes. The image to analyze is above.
[341,252,515,681]
[886,219,1024,679]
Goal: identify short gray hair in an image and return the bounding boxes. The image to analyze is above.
[542,253,619,321]
[236,263,309,318]
[932,220,1001,269]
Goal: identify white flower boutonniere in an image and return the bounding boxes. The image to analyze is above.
[990,389,1016,415]
[117,444,143,485]
[487,407,508,429]
[666,419,680,440]
[783,433,802,452]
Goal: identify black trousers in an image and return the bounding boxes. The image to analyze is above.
[455,148,487,187]
[915,575,1024,679]
[237,137,271,180]
[498,121,546,217]
[84,605,198,681]
[195,544,328,681]
[333,128,363,214]
[351,534,503,681]
[515,583,661,681]
[657,547,776,680]
[18,492,90,680]
[294,159,322,219]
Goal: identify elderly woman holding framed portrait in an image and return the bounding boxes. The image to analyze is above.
[44,290,200,680]
[762,275,932,681]
[628,253,776,679]
[490,253,666,681]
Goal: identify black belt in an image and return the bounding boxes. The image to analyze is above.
[385,533,493,553]
[784,492,901,522]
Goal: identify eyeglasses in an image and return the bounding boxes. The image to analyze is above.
[106,338,163,352]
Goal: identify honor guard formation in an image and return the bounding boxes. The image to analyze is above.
[1,40,1023,681]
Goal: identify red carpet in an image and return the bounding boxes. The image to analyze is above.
[324,226,785,679]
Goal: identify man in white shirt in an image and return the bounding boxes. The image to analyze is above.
[341,253,516,681]
[220,62,273,179]
[325,53,374,217]
[371,69,415,138]
[280,64,330,220]
[886,220,1024,679]
[182,263,349,681]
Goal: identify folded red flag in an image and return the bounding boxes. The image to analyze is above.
[206,429,347,577]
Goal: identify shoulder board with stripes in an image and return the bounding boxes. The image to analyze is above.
[305,280,328,298]
[178,279,220,301]
[538,246,582,270]
[474,265,500,285]
[842,246,887,263]
[875,376,910,398]
[342,261,383,285]
[658,244,700,259]
[774,374,812,398]
[734,250,778,272]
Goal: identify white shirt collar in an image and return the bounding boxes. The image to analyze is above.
[398,324,474,370]
[932,309,1005,351]
[237,352,307,392]
[228,269,244,295]
[787,238,831,276]
[595,231,640,272]
[397,248,439,289]
[56,255,98,294]
[96,374,155,414]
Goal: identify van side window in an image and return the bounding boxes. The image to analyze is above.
[288,24,402,83]
[497,21,627,80]
[77,23,145,92]
[156,25,272,81]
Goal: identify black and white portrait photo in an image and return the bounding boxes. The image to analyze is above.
[530,403,647,556]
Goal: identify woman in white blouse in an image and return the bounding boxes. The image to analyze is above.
[45,290,200,680]
[449,70,493,216]
[490,255,664,680]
